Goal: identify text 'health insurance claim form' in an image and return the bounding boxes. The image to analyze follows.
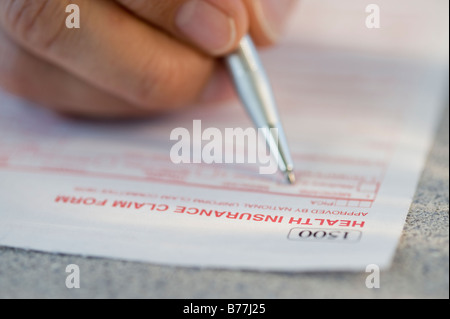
[0,0,448,271]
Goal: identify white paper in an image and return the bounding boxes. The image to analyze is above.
[0,0,447,271]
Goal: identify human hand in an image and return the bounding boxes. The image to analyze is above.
[0,0,297,118]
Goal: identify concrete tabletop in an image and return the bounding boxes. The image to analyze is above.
[0,104,448,299]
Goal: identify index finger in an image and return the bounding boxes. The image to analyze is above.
[116,0,249,56]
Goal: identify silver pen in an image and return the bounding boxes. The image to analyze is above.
[225,35,296,184]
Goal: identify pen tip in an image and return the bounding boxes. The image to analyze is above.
[286,171,296,185]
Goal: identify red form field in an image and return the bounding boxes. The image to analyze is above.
[0,41,416,206]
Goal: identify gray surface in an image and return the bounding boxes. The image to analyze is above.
[0,107,448,299]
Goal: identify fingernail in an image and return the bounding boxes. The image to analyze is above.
[175,0,236,55]
[255,0,295,42]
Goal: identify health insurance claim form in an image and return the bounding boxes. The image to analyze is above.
[0,0,447,271]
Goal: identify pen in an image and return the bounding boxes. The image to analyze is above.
[225,35,296,184]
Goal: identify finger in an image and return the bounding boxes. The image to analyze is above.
[0,25,232,119]
[243,0,298,46]
[0,0,217,112]
[116,0,249,56]
[0,27,156,119]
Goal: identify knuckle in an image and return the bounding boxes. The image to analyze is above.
[2,0,66,51]
[132,58,187,110]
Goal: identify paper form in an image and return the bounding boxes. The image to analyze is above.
[0,0,447,271]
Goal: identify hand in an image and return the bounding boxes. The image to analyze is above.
[0,0,297,118]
